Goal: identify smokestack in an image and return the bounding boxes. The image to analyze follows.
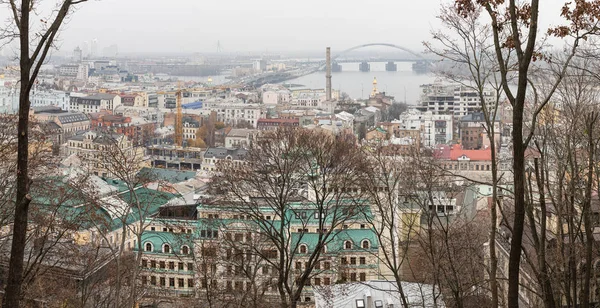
[326,47,332,101]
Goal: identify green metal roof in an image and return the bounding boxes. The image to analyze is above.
[138,167,197,184]
[139,231,194,254]
[292,228,378,254]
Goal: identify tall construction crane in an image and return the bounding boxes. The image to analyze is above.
[174,83,183,147]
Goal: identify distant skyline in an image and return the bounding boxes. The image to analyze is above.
[0,0,573,56]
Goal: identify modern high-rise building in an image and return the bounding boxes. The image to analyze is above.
[73,46,82,62]
[91,39,98,58]
[417,83,495,119]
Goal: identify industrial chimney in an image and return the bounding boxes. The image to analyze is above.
[326,47,332,101]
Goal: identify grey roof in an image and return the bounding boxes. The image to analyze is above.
[227,128,257,138]
[84,93,119,100]
[461,112,500,122]
[314,280,444,308]
[32,106,65,113]
[204,147,247,160]
[58,113,89,124]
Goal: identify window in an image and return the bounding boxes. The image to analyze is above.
[350,257,356,265]
[341,257,348,265]
[150,276,156,286]
[356,299,365,308]
[160,277,165,286]
[142,259,147,267]
[151,260,156,268]
[296,262,302,270]
[188,263,193,271]
[360,257,366,265]
[169,278,175,287]
[169,261,175,270]
[299,244,307,254]
[314,278,321,286]
[324,277,331,285]
[181,245,189,255]
[178,278,184,288]
[163,244,171,253]
[263,265,269,275]
[360,272,366,281]
[178,262,184,270]
[324,262,331,270]
[350,273,357,281]
[145,242,153,252]
[160,261,165,269]
[361,240,370,249]
[344,241,352,250]
[142,276,148,285]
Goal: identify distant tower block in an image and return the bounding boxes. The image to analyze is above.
[326,47,332,101]
[359,61,370,72]
[332,62,342,72]
[385,61,397,71]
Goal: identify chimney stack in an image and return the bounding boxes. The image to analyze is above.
[326,47,332,101]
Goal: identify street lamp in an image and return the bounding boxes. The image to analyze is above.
[361,83,364,99]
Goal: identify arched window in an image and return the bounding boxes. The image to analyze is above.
[344,241,352,250]
[362,240,370,249]
[299,244,307,254]
[145,242,153,252]
[182,245,189,255]
[163,244,171,253]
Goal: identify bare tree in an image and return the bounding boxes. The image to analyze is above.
[2,0,89,306]
[451,1,600,306]
[211,128,368,308]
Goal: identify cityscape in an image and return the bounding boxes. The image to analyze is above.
[0,1,599,308]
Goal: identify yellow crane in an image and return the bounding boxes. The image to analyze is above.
[174,83,183,147]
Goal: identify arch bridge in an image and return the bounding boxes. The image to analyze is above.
[319,43,432,72]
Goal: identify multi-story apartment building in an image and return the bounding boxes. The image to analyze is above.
[136,198,380,305]
[392,110,453,148]
[201,98,263,128]
[225,129,258,148]
[58,64,88,81]
[201,147,247,172]
[31,106,91,144]
[434,144,493,182]
[0,81,19,113]
[30,87,71,110]
[256,118,299,131]
[417,83,495,119]
[70,93,122,113]
[121,93,145,107]
[459,112,501,150]
[62,131,139,177]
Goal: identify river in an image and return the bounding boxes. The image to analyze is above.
[282,62,436,105]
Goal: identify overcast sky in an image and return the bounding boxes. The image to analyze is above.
[2,0,572,55]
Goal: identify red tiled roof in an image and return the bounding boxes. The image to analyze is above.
[434,144,492,161]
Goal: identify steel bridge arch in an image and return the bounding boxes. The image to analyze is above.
[332,43,425,61]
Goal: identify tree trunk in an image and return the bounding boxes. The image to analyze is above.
[508,97,526,308]
[2,1,32,306]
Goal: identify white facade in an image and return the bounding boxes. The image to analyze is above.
[0,82,18,114]
[202,98,263,128]
[70,93,122,113]
[262,90,291,105]
[31,88,70,110]
[393,110,453,148]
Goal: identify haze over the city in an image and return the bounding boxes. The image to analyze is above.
[0,0,574,55]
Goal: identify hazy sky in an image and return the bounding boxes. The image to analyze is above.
[2,0,572,55]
